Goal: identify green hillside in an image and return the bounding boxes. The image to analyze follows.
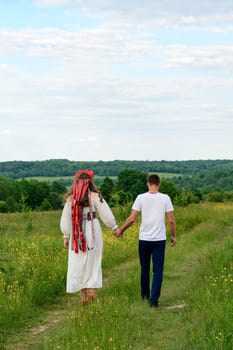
[1,159,233,178]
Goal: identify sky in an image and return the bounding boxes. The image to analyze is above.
[0,0,233,162]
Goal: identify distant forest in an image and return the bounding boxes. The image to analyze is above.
[1,158,233,178]
[0,159,233,213]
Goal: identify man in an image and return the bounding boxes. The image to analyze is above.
[115,174,176,307]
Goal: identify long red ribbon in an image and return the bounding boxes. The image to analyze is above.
[71,179,90,253]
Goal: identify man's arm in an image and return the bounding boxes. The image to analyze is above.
[115,210,139,237]
[166,211,176,246]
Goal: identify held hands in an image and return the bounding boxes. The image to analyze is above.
[114,228,123,238]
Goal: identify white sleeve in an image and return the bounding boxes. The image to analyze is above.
[95,197,118,230]
[165,195,174,212]
[132,195,141,212]
[60,200,72,238]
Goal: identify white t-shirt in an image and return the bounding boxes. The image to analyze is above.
[132,192,174,241]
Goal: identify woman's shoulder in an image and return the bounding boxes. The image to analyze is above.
[91,191,103,204]
[65,195,72,202]
[91,191,99,200]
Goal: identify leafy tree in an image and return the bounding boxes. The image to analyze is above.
[0,177,66,212]
[18,193,30,212]
[159,180,178,200]
[0,178,9,199]
[0,178,21,202]
[39,198,52,211]
[6,195,19,212]
[26,181,50,209]
[206,191,224,202]
[117,190,132,206]
[51,181,66,194]
[117,169,147,199]
[49,192,63,209]
[99,177,115,203]
[0,200,7,213]
[223,192,233,202]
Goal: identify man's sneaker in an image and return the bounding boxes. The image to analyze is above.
[150,302,159,308]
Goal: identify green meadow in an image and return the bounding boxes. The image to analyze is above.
[19,172,178,186]
[0,203,233,349]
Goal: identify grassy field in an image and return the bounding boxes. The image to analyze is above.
[19,172,179,186]
[17,176,118,187]
[0,203,232,349]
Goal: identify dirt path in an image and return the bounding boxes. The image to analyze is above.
[6,233,220,350]
[5,303,69,350]
[5,258,139,350]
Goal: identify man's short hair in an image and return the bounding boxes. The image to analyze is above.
[147,174,160,185]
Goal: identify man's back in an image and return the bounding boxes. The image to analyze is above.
[132,191,173,241]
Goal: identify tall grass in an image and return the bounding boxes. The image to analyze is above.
[185,240,233,349]
[0,203,233,349]
[0,211,65,345]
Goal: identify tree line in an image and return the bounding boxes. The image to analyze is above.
[0,178,67,213]
[0,169,188,213]
[1,159,233,178]
[1,167,232,213]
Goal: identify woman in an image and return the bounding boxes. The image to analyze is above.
[60,169,118,304]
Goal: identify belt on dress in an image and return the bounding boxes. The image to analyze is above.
[86,212,96,221]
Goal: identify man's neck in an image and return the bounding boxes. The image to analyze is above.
[148,184,159,193]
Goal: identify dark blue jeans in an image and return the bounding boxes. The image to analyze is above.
[139,240,166,305]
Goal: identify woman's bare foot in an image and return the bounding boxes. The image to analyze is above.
[81,288,88,305]
[88,289,95,301]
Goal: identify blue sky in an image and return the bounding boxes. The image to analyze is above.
[0,0,233,161]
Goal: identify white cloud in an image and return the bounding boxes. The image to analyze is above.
[70,137,98,143]
[36,0,233,27]
[0,64,8,70]
[37,0,75,5]
[0,1,232,161]
[180,13,233,25]
[164,45,233,71]
[0,129,14,136]
[1,26,233,80]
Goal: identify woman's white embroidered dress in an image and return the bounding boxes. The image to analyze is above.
[60,192,117,293]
